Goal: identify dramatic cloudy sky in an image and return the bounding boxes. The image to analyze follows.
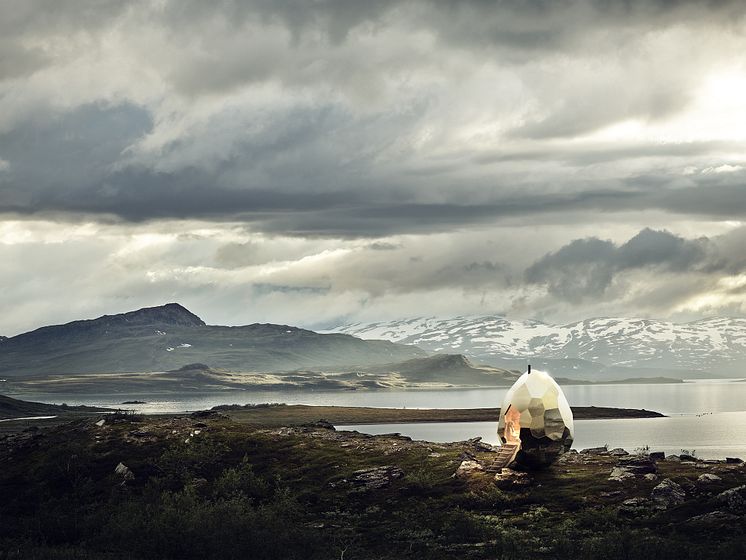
[2,0,746,335]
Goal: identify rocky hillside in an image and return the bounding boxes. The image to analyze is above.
[1,414,744,559]
[0,304,426,378]
[331,316,746,379]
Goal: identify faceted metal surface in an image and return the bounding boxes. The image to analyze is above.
[497,369,574,468]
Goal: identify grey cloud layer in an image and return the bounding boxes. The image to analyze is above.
[1,1,746,234]
[3,1,746,330]
[525,229,715,302]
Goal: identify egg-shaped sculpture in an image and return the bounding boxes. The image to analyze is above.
[497,367,574,468]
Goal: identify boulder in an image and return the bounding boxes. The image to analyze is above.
[467,437,497,453]
[697,473,722,484]
[454,460,484,478]
[725,457,744,464]
[649,452,665,461]
[494,469,532,488]
[619,497,652,517]
[458,450,477,461]
[609,467,635,482]
[609,455,657,481]
[679,453,698,462]
[349,466,404,490]
[643,473,658,481]
[581,446,608,455]
[114,462,134,482]
[651,478,685,508]
[714,485,746,512]
[609,448,628,457]
[618,456,657,475]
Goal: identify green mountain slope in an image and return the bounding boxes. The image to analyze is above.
[0,304,426,378]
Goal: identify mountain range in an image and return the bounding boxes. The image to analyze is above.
[330,316,746,380]
[0,304,518,392]
[4,304,739,392]
[0,303,425,378]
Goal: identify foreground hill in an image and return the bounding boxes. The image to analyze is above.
[331,316,746,379]
[357,353,517,385]
[0,303,426,378]
[1,414,744,559]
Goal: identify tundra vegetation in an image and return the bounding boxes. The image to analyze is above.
[1,412,744,559]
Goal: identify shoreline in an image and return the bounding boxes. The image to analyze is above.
[215,404,665,426]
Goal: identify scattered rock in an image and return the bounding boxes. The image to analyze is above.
[494,468,532,488]
[617,456,657,475]
[128,429,150,437]
[697,473,722,484]
[114,462,134,482]
[609,448,629,456]
[467,437,496,453]
[348,466,404,490]
[726,457,744,464]
[684,510,740,530]
[619,497,652,517]
[95,419,106,427]
[581,446,608,455]
[458,450,477,461]
[643,473,658,481]
[651,478,685,508]
[609,467,635,482]
[191,477,208,490]
[192,422,208,428]
[454,460,484,478]
[714,485,746,511]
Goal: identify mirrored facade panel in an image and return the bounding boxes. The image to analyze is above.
[497,368,574,468]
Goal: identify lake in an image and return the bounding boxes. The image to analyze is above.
[15,378,746,415]
[338,413,746,460]
[12,379,746,459]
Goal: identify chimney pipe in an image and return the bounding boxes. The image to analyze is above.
[528,364,532,374]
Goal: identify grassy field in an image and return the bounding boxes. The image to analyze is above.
[1,412,742,559]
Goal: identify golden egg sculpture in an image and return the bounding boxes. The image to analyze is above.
[497,366,574,468]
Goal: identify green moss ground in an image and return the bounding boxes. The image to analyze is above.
[1,414,744,559]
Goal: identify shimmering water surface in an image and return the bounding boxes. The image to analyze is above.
[12,380,746,459]
[338,412,746,460]
[13,379,746,415]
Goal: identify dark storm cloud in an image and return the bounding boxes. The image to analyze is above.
[1,0,746,237]
[525,228,718,302]
[0,103,153,207]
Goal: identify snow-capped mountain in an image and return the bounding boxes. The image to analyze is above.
[329,316,746,379]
